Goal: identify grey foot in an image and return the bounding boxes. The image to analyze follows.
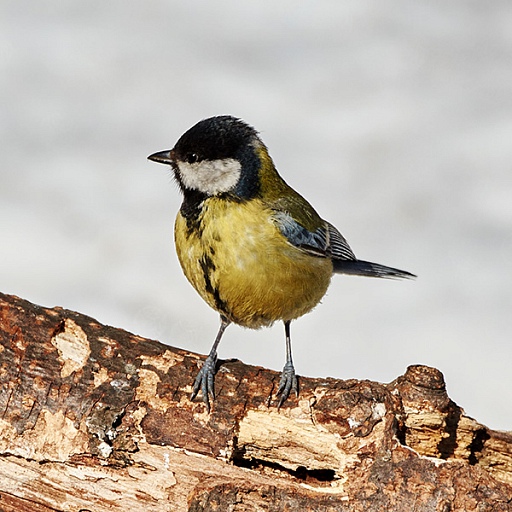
[276,361,298,408]
[190,353,217,412]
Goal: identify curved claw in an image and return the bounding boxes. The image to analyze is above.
[276,361,298,408]
[190,354,218,412]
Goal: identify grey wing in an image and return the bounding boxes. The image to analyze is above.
[273,211,356,261]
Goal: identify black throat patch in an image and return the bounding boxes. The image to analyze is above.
[180,188,207,233]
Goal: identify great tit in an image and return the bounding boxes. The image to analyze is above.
[148,115,415,411]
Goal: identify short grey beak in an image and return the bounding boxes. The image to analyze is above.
[148,149,174,165]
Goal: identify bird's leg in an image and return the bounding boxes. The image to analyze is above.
[277,320,299,407]
[191,315,230,412]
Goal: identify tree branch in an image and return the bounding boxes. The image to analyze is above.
[0,292,511,511]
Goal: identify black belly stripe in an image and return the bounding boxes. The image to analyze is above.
[199,254,228,314]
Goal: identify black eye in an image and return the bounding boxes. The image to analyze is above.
[186,153,198,164]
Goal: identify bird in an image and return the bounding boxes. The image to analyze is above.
[148,115,415,411]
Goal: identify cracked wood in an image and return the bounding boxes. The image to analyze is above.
[0,292,511,511]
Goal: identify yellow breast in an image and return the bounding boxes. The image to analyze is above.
[174,198,333,328]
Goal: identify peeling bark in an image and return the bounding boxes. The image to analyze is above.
[0,292,511,511]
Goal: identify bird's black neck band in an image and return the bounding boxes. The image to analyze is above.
[180,188,207,226]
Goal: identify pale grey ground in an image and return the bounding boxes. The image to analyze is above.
[1,1,511,430]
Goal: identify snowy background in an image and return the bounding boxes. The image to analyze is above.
[1,1,511,430]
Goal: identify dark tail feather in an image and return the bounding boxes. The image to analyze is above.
[333,259,416,280]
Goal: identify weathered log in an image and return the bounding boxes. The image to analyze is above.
[0,292,511,511]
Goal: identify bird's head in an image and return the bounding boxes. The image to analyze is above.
[148,116,267,199]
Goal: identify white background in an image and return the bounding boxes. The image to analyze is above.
[1,1,511,430]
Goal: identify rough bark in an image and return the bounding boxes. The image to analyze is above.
[0,292,511,511]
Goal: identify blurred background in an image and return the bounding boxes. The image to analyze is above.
[1,1,511,430]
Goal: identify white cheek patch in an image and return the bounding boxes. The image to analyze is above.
[177,158,241,195]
